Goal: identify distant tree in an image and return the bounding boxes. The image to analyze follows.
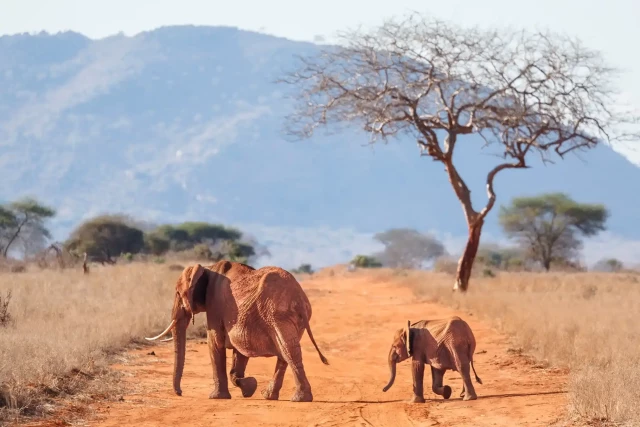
[593,258,624,272]
[0,198,56,258]
[373,228,446,269]
[150,222,242,251]
[499,193,608,271]
[193,243,213,260]
[17,224,50,258]
[143,233,171,256]
[215,240,256,264]
[280,12,638,292]
[351,255,383,268]
[476,243,525,271]
[292,263,314,274]
[65,215,145,260]
[0,206,17,252]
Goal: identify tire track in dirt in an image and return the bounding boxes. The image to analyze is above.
[51,271,568,426]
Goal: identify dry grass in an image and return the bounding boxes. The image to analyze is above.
[2,261,639,425]
[0,262,202,424]
[377,268,640,425]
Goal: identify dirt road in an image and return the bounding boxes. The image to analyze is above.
[89,271,567,426]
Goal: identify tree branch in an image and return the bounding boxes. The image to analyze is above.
[478,161,527,222]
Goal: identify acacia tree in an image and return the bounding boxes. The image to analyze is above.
[499,193,608,271]
[373,228,446,269]
[279,13,638,291]
[1,198,56,258]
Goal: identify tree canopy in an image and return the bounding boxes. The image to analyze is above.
[0,198,56,258]
[149,222,243,252]
[373,228,446,269]
[499,193,608,270]
[63,214,263,265]
[65,215,145,259]
[279,12,638,291]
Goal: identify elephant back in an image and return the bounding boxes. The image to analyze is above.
[235,266,311,324]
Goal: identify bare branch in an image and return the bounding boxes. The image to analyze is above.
[278,11,639,291]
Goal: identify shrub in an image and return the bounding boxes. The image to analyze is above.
[350,255,382,268]
[193,244,213,260]
[292,263,314,274]
[0,291,12,328]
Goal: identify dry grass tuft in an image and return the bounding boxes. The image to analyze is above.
[0,263,202,423]
[381,268,640,425]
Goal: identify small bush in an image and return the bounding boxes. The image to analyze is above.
[350,255,382,268]
[193,244,213,260]
[0,291,12,327]
[433,256,458,275]
[153,257,165,264]
[121,253,134,262]
[9,264,26,273]
[482,268,495,278]
[168,264,184,271]
[292,263,314,274]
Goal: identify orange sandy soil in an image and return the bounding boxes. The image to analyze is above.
[31,272,568,426]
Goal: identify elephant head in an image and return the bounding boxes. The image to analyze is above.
[382,320,413,392]
[145,263,208,396]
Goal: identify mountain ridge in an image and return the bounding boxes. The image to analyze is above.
[1,26,639,268]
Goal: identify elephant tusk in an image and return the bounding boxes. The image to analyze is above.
[145,319,176,341]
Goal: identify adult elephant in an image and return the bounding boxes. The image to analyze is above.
[145,261,329,402]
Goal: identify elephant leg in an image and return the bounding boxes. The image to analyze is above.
[229,350,257,398]
[207,329,231,399]
[261,357,288,400]
[430,366,452,400]
[274,324,313,402]
[459,361,477,401]
[409,360,426,403]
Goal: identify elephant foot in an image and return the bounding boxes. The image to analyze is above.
[236,377,258,398]
[409,395,426,403]
[442,386,452,400]
[462,392,477,401]
[209,389,232,399]
[290,389,313,402]
[261,388,279,400]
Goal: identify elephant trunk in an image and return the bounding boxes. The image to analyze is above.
[382,348,398,392]
[172,311,190,396]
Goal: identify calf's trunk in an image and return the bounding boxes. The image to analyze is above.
[382,349,398,392]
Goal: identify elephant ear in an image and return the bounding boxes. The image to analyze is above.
[177,264,205,317]
[406,320,413,356]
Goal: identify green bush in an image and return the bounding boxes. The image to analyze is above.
[292,263,314,274]
[351,255,382,268]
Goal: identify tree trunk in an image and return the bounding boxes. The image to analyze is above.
[453,219,484,292]
[2,223,23,258]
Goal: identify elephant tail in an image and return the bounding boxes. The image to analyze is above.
[305,321,329,366]
[469,343,483,384]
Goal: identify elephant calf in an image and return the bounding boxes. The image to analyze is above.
[382,316,483,402]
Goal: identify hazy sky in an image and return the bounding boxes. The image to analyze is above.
[3,0,640,162]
